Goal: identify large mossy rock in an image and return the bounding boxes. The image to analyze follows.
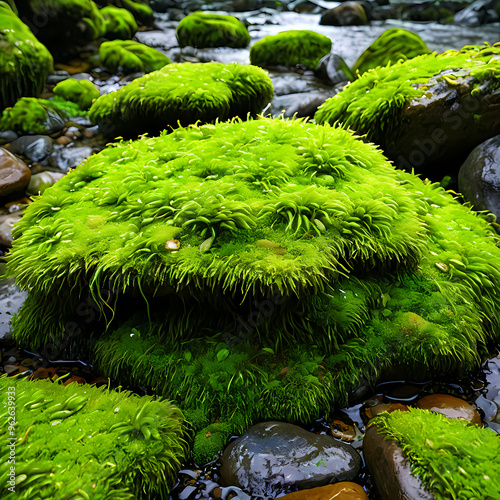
[0,2,53,109]
[88,62,273,137]
[6,118,500,436]
[352,28,431,76]
[315,43,500,177]
[99,40,171,74]
[176,11,250,49]
[367,408,500,499]
[15,0,105,53]
[0,375,187,498]
[250,30,332,70]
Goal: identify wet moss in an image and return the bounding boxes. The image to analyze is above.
[100,5,138,40]
[53,78,100,110]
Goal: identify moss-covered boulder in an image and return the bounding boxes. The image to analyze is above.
[53,78,100,110]
[366,408,500,499]
[97,0,153,25]
[352,28,431,76]
[15,0,105,53]
[0,375,187,498]
[315,43,500,176]
[88,62,273,137]
[176,11,250,49]
[0,2,53,109]
[100,4,138,39]
[99,40,171,74]
[6,118,500,440]
[250,30,332,70]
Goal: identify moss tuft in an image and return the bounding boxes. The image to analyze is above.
[250,30,332,70]
[176,11,250,49]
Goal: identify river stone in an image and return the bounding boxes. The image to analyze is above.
[220,421,361,498]
[316,53,353,85]
[458,135,500,218]
[0,148,30,197]
[0,210,23,247]
[454,0,499,26]
[363,424,435,500]
[6,135,54,163]
[320,2,368,26]
[48,146,94,172]
[415,394,482,424]
[279,482,369,499]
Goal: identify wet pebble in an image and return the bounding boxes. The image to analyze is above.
[7,135,54,163]
[49,146,94,171]
[0,130,18,145]
[278,482,369,499]
[27,171,66,196]
[0,148,31,197]
[46,70,71,85]
[415,393,482,424]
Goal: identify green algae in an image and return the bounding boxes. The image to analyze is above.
[250,30,332,70]
[99,40,171,74]
[53,78,100,110]
[373,408,500,499]
[101,5,138,40]
[88,62,273,137]
[176,11,250,49]
[315,43,500,146]
[0,2,53,109]
[0,375,187,499]
[352,28,431,76]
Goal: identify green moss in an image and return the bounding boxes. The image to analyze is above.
[101,5,138,39]
[99,40,171,74]
[0,2,53,109]
[88,62,273,137]
[315,43,500,146]
[176,11,250,49]
[0,375,187,499]
[98,0,153,25]
[373,408,500,499]
[250,30,332,70]
[53,78,100,110]
[193,423,233,464]
[352,28,431,76]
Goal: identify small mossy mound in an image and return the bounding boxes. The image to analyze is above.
[0,375,188,499]
[176,11,250,49]
[53,78,100,110]
[352,28,431,76]
[0,2,53,109]
[250,30,332,70]
[16,0,105,53]
[88,62,273,137]
[193,422,234,464]
[315,43,500,147]
[101,5,138,39]
[373,408,500,499]
[97,0,153,25]
[99,40,171,74]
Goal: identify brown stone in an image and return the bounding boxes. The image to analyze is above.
[3,364,19,375]
[279,482,369,499]
[364,403,409,420]
[0,148,30,197]
[63,375,86,386]
[415,394,482,424]
[363,424,435,500]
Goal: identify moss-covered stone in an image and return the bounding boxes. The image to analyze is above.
[250,30,332,70]
[0,2,53,109]
[15,0,105,53]
[0,375,187,498]
[97,0,153,25]
[100,5,138,39]
[193,422,234,464]
[99,40,171,74]
[176,11,250,49]
[372,408,500,498]
[352,28,431,76]
[315,43,500,149]
[88,62,273,137]
[53,78,100,110]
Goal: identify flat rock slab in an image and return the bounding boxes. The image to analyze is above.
[220,421,361,498]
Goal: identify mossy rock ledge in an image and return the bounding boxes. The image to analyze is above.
[315,43,500,176]
[6,117,500,441]
[88,62,274,137]
[0,2,53,109]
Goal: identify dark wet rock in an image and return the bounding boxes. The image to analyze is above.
[401,1,468,22]
[454,0,499,26]
[0,131,18,145]
[415,394,482,424]
[475,394,498,423]
[272,89,337,118]
[458,135,500,217]
[364,424,435,500]
[0,277,28,339]
[0,210,23,247]
[49,146,94,172]
[279,482,369,499]
[316,53,353,84]
[0,148,31,197]
[320,2,368,26]
[220,421,362,498]
[6,135,54,163]
[27,171,66,196]
[47,71,71,85]
[385,70,500,178]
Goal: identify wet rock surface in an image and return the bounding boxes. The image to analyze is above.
[220,421,362,497]
[7,135,54,163]
[458,134,500,217]
[415,393,482,424]
[278,482,369,499]
[0,148,31,198]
